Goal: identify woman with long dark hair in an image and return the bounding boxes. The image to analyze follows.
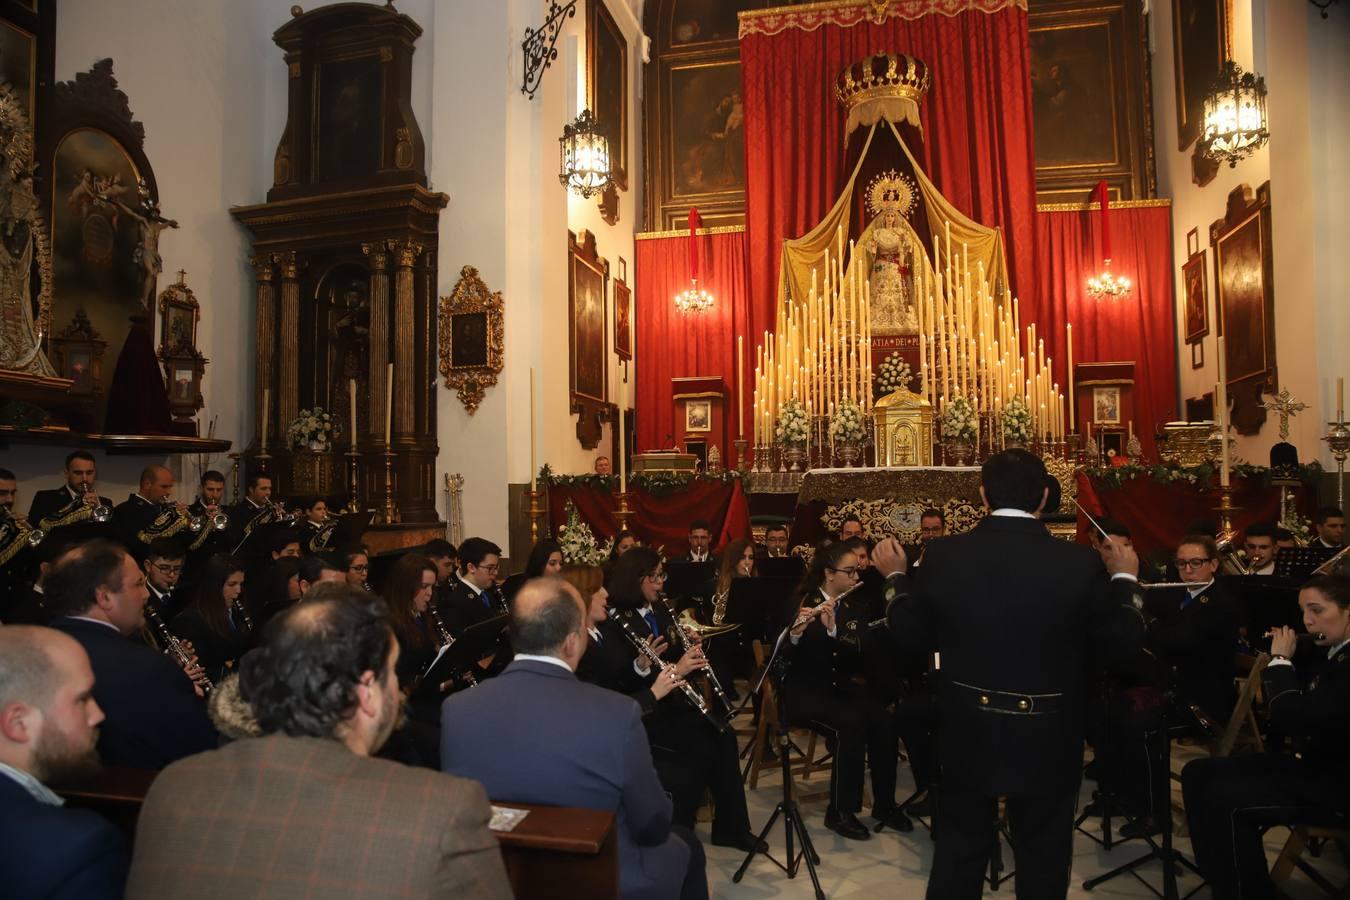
[603,548,762,850]
[381,553,442,687]
[171,554,252,683]
[502,539,563,603]
[782,541,909,839]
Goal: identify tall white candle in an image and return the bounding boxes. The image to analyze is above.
[260,387,270,450]
[618,378,627,487]
[349,379,357,448]
[737,335,745,439]
[529,367,537,491]
[384,363,394,446]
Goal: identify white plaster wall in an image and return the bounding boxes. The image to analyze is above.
[1151,0,1348,468]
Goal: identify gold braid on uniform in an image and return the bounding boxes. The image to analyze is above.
[138,508,190,544]
[38,495,92,530]
[0,522,29,567]
[187,521,214,552]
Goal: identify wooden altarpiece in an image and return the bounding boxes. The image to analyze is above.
[232,4,447,532]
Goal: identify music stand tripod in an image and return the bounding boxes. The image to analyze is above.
[732,627,825,900]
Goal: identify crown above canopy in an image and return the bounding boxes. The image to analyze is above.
[835,51,931,143]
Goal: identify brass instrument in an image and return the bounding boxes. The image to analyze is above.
[188,498,231,534]
[660,593,735,719]
[143,604,213,695]
[677,607,738,639]
[83,484,112,524]
[614,610,725,730]
[0,507,44,548]
[1215,530,1252,575]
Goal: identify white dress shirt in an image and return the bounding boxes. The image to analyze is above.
[0,761,63,807]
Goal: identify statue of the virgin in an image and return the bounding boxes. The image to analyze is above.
[859,169,920,335]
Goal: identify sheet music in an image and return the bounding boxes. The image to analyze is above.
[423,641,452,679]
[489,806,530,832]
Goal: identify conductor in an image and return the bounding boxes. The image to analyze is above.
[874,449,1145,899]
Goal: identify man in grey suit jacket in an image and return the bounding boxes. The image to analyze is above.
[442,576,707,900]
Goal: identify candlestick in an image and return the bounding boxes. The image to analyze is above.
[614,489,632,532]
[349,378,358,448]
[345,445,361,514]
[526,488,545,543]
[383,362,394,446]
[1066,323,1075,433]
[1216,379,1231,487]
[380,449,399,524]
[529,368,537,492]
[1339,377,1345,421]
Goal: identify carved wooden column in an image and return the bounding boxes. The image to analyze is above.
[391,239,423,439]
[251,255,276,447]
[276,251,301,431]
[364,242,390,445]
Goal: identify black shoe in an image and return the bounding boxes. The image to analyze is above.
[1118,816,1163,839]
[824,807,871,841]
[711,830,767,853]
[905,796,933,819]
[873,807,914,832]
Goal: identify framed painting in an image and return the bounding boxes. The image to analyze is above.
[1191,340,1203,369]
[666,0,759,46]
[614,276,632,361]
[315,55,383,183]
[685,399,711,433]
[1029,21,1119,169]
[667,60,743,199]
[1093,386,1121,425]
[588,0,628,191]
[1182,250,1207,343]
[1212,181,1275,435]
[437,265,504,415]
[569,230,609,448]
[1172,0,1228,151]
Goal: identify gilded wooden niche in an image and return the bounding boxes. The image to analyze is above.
[438,265,504,415]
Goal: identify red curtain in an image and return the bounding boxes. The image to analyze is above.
[1035,206,1177,458]
[547,481,751,557]
[634,230,750,453]
[740,5,1038,350]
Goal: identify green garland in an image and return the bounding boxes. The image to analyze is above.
[539,463,746,498]
[1082,461,1323,490]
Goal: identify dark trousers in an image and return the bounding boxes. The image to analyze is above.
[894,690,937,791]
[1181,754,1339,900]
[1096,687,1169,820]
[784,685,897,815]
[928,782,1077,900]
[648,705,751,838]
[672,825,709,900]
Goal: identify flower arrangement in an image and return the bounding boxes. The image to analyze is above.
[286,407,342,449]
[775,399,810,445]
[1000,397,1033,445]
[940,395,977,443]
[874,351,913,397]
[829,398,867,444]
[557,500,611,566]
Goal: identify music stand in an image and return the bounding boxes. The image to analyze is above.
[1217,575,1301,648]
[757,556,806,579]
[1273,545,1338,581]
[332,510,374,548]
[664,560,716,608]
[725,576,799,646]
[732,607,825,900]
[416,614,508,697]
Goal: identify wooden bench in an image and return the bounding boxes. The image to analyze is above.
[59,767,619,899]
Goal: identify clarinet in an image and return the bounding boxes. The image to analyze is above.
[659,592,735,720]
[429,605,454,647]
[232,600,255,633]
[614,611,726,731]
[143,604,213,694]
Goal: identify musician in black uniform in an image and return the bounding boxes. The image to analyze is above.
[438,537,506,632]
[783,540,910,840]
[26,451,114,535]
[904,509,946,572]
[501,539,562,603]
[227,472,274,550]
[170,554,252,684]
[1242,521,1278,576]
[0,467,38,619]
[423,538,459,611]
[1313,505,1345,549]
[675,519,714,564]
[182,471,231,575]
[1182,574,1350,899]
[596,550,761,851]
[761,524,790,558]
[877,449,1146,898]
[141,538,186,624]
[114,465,190,557]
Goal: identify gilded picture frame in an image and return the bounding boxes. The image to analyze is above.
[587,0,628,192]
[1182,250,1207,343]
[685,399,711,433]
[1212,181,1275,435]
[438,265,505,415]
[614,275,632,361]
[1093,386,1121,425]
[569,230,609,449]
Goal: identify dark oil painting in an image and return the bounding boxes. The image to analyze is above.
[1182,251,1207,343]
[669,61,743,197]
[1172,0,1227,151]
[668,0,759,44]
[316,56,382,183]
[0,19,35,122]
[451,312,489,369]
[1030,23,1118,167]
[589,0,628,189]
[1216,213,1268,384]
[571,256,606,403]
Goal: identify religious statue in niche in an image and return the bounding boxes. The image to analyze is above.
[0,80,54,376]
[328,277,370,434]
[860,169,919,335]
[103,180,178,309]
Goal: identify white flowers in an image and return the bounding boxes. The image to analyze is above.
[557,500,610,566]
[286,407,342,448]
[1001,397,1033,444]
[775,399,810,445]
[940,395,977,443]
[829,398,866,444]
[875,351,913,396]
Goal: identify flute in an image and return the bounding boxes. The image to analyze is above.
[1262,630,1326,642]
[792,580,865,631]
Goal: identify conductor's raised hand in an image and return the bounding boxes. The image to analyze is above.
[873,537,908,578]
[1099,536,1139,577]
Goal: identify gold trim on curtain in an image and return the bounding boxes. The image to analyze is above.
[738,0,1028,38]
[1035,199,1171,212]
[636,225,747,241]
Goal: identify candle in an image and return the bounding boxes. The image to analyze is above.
[618,379,627,487]
[737,335,745,439]
[529,368,537,491]
[1216,380,1230,487]
[1066,323,1075,433]
[1339,377,1345,421]
[384,362,394,446]
[260,387,270,450]
[349,379,358,448]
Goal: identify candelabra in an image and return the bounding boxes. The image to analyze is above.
[379,449,399,524]
[734,439,749,473]
[345,447,362,513]
[1213,482,1242,555]
[1326,418,1350,507]
[226,453,242,504]
[614,490,632,532]
[525,488,545,542]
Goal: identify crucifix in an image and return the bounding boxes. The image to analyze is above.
[1262,389,1307,441]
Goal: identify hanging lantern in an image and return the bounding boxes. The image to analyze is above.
[1198,61,1269,168]
[558,109,611,198]
[1086,181,1131,300]
[674,208,714,313]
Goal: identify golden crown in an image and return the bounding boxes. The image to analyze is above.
[835,51,931,112]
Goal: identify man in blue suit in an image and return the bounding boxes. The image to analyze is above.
[442,577,707,900]
[0,625,129,898]
[45,539,218,769]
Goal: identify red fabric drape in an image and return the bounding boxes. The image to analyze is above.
[634,230,750,453]
[1035,206,1177,458]
[1077,473,1312,558]
[547,481,751,557]
[740,6,1038,350]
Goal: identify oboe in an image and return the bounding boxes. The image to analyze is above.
[615,612,725,731]
[144,605,213,694]
[659,592,734,719]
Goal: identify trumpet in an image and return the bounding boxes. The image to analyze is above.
[81,484,112,523]
[143,604,213,694]
[0,508,44,547]
[614,610,725,731]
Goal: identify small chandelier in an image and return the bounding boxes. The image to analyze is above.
[675,278,714,313]
[558,109,611,198]
[1198,61,1269,168]
[1086,260,1131,299]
